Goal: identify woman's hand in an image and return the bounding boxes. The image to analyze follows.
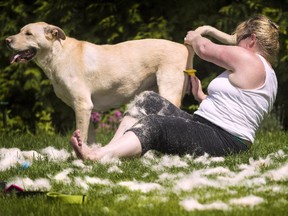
[191,76,207,103]
[184,30,202,46]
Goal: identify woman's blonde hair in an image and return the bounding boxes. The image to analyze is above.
[234,14,279,64]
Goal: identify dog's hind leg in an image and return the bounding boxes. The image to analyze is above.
[156,65,188,107]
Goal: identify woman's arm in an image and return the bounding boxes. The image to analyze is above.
[184,31,265,89]
[194,25,236,45]
[184,31,237,70]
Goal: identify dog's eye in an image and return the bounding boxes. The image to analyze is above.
[25,32,33,36]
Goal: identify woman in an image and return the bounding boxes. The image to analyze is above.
[70,14,279,161]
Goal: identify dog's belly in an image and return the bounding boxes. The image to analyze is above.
[89,71,158,111]
[91,94,132,111]
[91,85,158,111]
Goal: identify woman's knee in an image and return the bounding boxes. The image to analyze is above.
[127,114,162,154]
[125,91,164,118]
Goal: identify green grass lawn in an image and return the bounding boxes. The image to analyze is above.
[0,130,288,216]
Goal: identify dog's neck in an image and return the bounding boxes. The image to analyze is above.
[34,53,54,80]
[34,39,65,80]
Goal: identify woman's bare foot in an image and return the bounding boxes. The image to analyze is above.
[70,129,100,161]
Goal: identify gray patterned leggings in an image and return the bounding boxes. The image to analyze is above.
[125,91,248,157]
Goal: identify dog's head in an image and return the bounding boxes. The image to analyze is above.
[5,22,66,64]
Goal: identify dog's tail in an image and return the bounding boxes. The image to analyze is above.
[185,45,194,70]
[183,45,195,95]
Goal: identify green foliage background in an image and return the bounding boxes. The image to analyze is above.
[0,0,287,134]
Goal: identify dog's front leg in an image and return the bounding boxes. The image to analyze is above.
[74,99,94,145]
[87,121,96,144]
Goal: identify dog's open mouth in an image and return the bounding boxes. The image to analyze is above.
[10,48,37,64]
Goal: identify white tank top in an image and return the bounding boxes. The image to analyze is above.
[194,55,278,143]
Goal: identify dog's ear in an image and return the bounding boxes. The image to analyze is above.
[44,25,66,41]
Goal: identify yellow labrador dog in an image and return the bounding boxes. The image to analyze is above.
[6,22,235,144]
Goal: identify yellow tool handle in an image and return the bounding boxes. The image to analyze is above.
[47,192,87,204]
[184,69,197,77]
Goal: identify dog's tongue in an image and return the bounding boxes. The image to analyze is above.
[10,53,21,64]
